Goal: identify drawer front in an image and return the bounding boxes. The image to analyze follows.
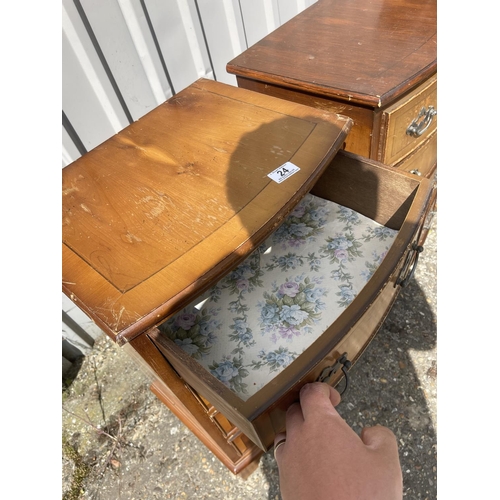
[415,185,437,247]
[152,262,404,452]
[149,329,269,449]
[396,129,437,179]
[235,77,374,158]
[379,74,437,166]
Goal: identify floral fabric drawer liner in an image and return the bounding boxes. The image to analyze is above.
[158,193,397,401]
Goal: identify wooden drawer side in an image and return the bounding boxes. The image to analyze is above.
[310,151,420,230]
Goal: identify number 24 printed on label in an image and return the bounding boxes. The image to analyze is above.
[267,162,300,184]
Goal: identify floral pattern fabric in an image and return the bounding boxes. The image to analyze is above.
[158,194,397,401]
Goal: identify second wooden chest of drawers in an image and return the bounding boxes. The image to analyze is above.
[227,0,438,180]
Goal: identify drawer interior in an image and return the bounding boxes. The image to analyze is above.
[310,151,419,230]
[155,191,398,401]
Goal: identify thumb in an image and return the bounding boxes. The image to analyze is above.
[360,425,399,454]
[361,425,403,491]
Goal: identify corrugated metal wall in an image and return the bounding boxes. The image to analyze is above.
[62,0,317,369]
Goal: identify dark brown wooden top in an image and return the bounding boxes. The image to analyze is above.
[227,0,437,108]
[62,79,352,344]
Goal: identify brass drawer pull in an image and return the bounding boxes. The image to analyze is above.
[406,105,437,137]
[317,353,352,396]
[409,169,422,176]
[396,243,424,288]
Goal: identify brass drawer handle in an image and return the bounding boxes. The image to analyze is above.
[317,353,352,396]
[406,105,437,137]
[409,169,422,176]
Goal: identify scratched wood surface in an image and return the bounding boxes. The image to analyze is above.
[227,0,437,108]
[62,78,352,343]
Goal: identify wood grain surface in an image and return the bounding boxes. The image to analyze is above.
[227,0,437,107]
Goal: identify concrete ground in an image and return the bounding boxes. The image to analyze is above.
[62,217,437,500]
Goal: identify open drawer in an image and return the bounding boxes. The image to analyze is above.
[148,150,433,451]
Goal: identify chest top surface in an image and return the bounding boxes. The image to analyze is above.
[62,79,352,344]
[227,0,437,108]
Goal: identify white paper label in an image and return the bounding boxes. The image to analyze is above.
[267,162,301,184]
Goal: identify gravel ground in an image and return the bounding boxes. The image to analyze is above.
[62,217,437,500]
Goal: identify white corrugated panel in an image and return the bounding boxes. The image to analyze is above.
[62,294,103,337]
[194,0,246,85]
[142,0,214,92]
[62,0,130,151]
[62,126,82,167]
[62,0,317,160]
[80,0,169,120]
[278,0,317,24]
[239,0,280,47]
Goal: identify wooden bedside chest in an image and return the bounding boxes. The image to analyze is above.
[62,78,433,476]
[227,0,437,181]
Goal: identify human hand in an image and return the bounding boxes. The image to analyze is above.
[273,382,403,500]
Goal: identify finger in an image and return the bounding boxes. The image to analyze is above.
[328,385,342,407]
[274,432,286,448]
[299,382,341,421]
[285,401,304,430]
[273,432,287,465]
[282,401,306,444]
